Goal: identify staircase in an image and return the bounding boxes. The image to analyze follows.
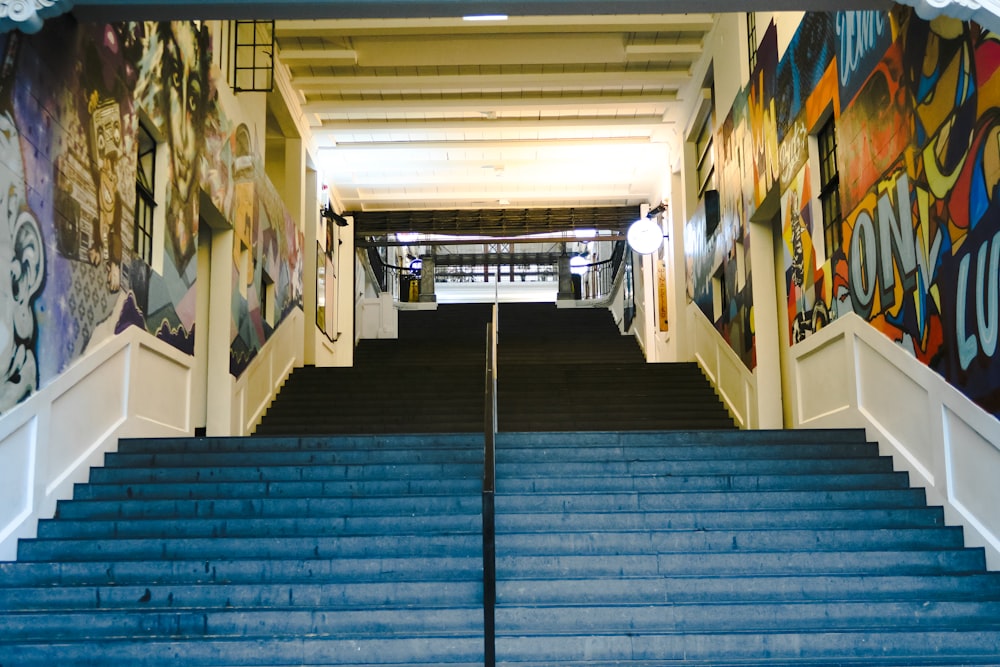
[0,434,485,664]
[493,429,1000,664]
[496,303,733,431]
[3,303,1000,664]
[257,304,492,434]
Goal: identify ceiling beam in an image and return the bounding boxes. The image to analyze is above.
[274,14,717,37]
[350,205,641,235]
[277,48,359,64]
[625,43,704,60]
[311,116,670,133]
[339,189,636,203]
[293,70,691,91]
[320,136,661,150]
[301,93,678,115]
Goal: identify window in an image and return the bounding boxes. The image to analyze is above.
[747,12,758,73]
[261,271,275,326]
[817,116,842,255]
[694,67,716,199]
[239,242,250,298]
[712,265,726,322]
[233,20,274,92]
[134,121,156,265]
[695,110,715,198]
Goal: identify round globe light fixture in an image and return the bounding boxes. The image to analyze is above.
[569,254,590,276]
[626,217,664,254]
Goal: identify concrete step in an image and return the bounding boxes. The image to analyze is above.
[72,477,483,501]
[0,635,485,666]
[36,513,482,540]
[89,461,484,484]
[495,488,928,513]
[55,494,482,521]
[495,507,945,531]
[17,534,481,562]
[495,527,966,555]
[497,471,911,494]
[495,599,1000,633]
[497,572,1000,604]
[0,605,485,641]
[493,629,1000,664]
[0,580,483,611]
[0,555,482,587]
[497,548,988,578]
[117,434,484,454]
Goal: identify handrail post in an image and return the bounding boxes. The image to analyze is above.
[483,302,498,667]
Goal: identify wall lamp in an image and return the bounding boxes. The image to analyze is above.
[321,202,349,227]
[626,202,667,254]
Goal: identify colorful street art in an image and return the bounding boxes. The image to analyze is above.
[686,7,1000,417]
[0,17,303,413]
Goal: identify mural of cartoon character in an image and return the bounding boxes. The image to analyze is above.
[88,95,124,291]
[785,187,830,343]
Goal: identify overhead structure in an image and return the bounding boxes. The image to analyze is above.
[273,14,715,214]
[351,206,639,238]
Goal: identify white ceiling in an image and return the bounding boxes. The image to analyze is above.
[274,14,715,216]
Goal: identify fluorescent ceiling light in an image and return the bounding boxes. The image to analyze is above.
[462,14,509,21]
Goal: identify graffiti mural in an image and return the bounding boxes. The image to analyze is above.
[0,17,303,414]
[686,91,755,369]
[776,12,837,142]
[686,6,1000,418]
[0,35,45,411]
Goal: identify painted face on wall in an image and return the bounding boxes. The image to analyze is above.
[161,25,205,206]
[0,112,44,411]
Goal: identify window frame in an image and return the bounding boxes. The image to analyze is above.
[816,115,842,257]
[134,120,157,266]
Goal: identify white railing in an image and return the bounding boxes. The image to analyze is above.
[234,309,303,435]
[688,303,758,429]
[790,312,1000,569]
[0,309,303,560]
[688,302,1000,569]
[0,326,192,560]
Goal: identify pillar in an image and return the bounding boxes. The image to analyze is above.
[419,254,437,303]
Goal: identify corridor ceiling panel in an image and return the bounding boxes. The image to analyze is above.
[274,14,716,216]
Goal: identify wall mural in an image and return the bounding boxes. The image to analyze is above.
[0,17,303,413]
[686,7,1000,418]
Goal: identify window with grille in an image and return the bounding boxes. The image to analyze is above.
[134,121,156,265]
[817,116,842,256]
[747,13,758,73]
[697,113,716,197]
[233,20,274,92]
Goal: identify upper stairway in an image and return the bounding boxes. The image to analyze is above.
[257,303,733,435]
[257,304,493,434]
[496,303,733,431]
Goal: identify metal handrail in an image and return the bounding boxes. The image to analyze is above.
[482,302,498,667]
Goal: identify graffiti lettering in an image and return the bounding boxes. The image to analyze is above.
[876,174,918,307]
[956,229,1000,370]
[848,173,919,319]
[850,210,878,319]
[837,11,887,88]
[778,121,808,187]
